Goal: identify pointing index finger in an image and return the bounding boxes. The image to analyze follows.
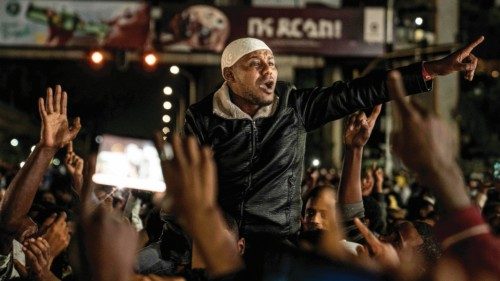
[368,104,382,124]
[462,35,484,54]
[67,141,73,154]
[354,217,380,247]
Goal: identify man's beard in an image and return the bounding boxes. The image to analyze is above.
[246,89,275,107]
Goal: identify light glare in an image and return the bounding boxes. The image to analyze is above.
[163,101,172,110]
[170,65,180,74]
[415,17,423,26]
[144,53,158,66]
[10,138,18,147]
[90,51,104,64]
[163,86,173,95]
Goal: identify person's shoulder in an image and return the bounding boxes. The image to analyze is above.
[276,81,296,93]
[275,81,297,104]
[187,92,215,116]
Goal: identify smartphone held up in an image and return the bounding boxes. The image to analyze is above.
[92,134,168,192]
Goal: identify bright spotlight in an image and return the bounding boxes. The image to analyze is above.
[162,127,170,134]
[163,101,172,110]
[163,86,173,95]
[312,159,320,167]
[162,115,171,123]
[415,17,423,26]
[169,65,180,75]
[10,138,18,147]
[143,52,158,67]
[90,51,104,64]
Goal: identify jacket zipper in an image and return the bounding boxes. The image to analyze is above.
[239,120,257,229]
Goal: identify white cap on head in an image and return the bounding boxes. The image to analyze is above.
[220,37,272,76]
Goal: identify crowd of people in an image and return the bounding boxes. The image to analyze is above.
[0,36,498,281]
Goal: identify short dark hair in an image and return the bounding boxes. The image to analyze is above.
[223,212,240,238]
[302,185,336,217]
[412,221,442,263]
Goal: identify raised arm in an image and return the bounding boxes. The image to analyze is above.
[423,36,483,81]
[294,36,483,132]
[154,134,244,277]
[339,105,381,204]
[0,85,80,255]
[65,141,84,197]
[338,106,381,243]
[388,72,469,212]
[388,70,499,278]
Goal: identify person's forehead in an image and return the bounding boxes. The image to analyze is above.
[306,190,336,209]
[239,49,274,62]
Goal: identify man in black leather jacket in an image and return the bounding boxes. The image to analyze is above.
[184,37,483,241]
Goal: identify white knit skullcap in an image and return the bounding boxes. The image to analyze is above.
[220,38,272,75]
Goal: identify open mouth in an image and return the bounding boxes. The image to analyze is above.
[260,80,275,94]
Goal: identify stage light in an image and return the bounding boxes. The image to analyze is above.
[162,127,170,134]
[90,51,104,64]
[143,52,158,67]
[312,159,320,167]
[162,115,171,123]
[415,17,423,26]
[163,101,172,110]
[170,65,180,75]
[10,138,18,147]
[163,86,173,95]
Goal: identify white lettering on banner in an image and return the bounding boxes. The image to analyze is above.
[249,17,342,39]
[248,17,275,37]
[302,19,317,38]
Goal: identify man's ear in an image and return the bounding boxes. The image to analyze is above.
[223,67,235,82]
[237,237,245,255]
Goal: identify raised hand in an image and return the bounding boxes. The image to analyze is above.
[344,105,382,149]
[81,206,138,281]
[424,36,484,81]
[38,85,81,149]
[354,218,400,270]
[153,134,218,225]
[388,70,470,211]
[374,167,384,192]
[388,71,455,174]
[16,237,58,281]
[65,141,84,194]
[79,154,138,281]
[41,212,70,259]
[154,133,243,276]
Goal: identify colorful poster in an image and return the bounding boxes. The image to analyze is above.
[0,0,149,48]
[156,4,230,53]
[157,4,385,57]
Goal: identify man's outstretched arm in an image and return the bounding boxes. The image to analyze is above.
[0,85,81,255]
[295,36,484,132]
